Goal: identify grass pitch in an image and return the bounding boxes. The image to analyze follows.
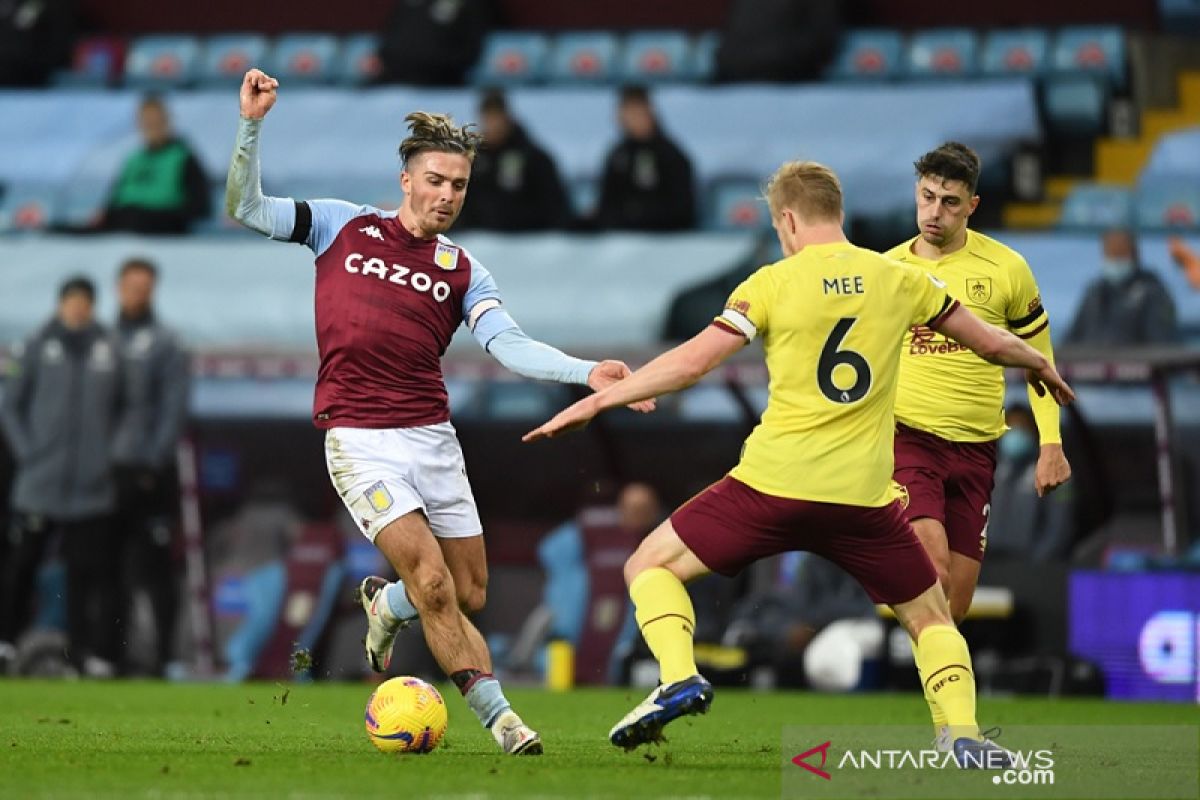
[0,680,1194,799]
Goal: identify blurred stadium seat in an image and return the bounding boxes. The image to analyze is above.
[1059,184,1134,230]
[337,34,382,85]
[0,184,58,232]
[52,37,126,88]
[1042,74,1107,135]
[904,29,979,79]
[268,34,340,84]
[691,32,719,82]
[547,32,620,84]
[570,179,599,219]
[980,29,1049,77]
[1141,126,1200,182]
[1159,0,1200,32]
[828,30,904,80]
[54,179,110,228]
[1051,26,1126,86]
[199,34,269,87]
[619,31,692,84]
[1136,179,1200,230]
[276,177,404,211]
[707,179,768,231]
[124,35,201,89]
[474,32,550,85]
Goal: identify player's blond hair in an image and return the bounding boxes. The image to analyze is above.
[764,160,843,223]
[398,111,482,167]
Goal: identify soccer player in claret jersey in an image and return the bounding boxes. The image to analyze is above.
[885,143,1071,752]
[225,69,652,756]
[524,161,1074,766]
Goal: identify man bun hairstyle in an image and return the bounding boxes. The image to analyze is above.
[398,111,483,167]
[913,141,981,194]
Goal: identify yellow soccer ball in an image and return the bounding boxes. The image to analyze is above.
[364,676,448,754]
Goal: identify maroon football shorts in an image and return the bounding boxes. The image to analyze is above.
[893,423,998,562]
[670,475,938,606]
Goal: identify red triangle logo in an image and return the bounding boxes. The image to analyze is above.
[792,740,832,780]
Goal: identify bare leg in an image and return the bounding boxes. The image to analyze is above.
[373,511,490,674]
[946,552,982,625]
[439,534,488,615]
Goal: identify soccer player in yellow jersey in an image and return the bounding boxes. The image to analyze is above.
[524,160,1074,765]
[885,143,1072,749]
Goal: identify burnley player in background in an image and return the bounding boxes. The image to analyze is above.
[525,161,1074,762]
[884,143,1070,752]
[226,68,650,755]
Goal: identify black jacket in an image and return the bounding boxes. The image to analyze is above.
[458,123,573,231]
[594,131,696,232]
[1064,269,1179,346]
[0,319,123,519]
[378,0,493,86]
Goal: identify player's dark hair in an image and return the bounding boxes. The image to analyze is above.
[398,111,482,167]
[119,257,158,280]
[914,142,981,194]
[59,275,96,303]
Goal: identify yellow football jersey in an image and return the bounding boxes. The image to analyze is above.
[715,241,956,507]
[884,230,1048,442]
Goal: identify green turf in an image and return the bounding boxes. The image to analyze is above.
[0,680,1194,799]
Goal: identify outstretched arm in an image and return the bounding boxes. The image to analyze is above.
[934,305,1074,406]
[225,69,296,239]
[522,325,744,441]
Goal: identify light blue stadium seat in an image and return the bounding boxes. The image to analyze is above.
[707,179,768,231]
[1136,180,1200,230]
[1052,26,1126,86]
[547,32,620,84]
[570,179,599,219]
[620,31,692,84]
[55,180,111,227]
[828,30,903,80]
[1059,184,1134,230]
[473,32,550,85]
[1042,74,1107,135]
[268,34,340,84]
[1141,126,1200,182]
[981,29,1049,77]
[337,34,381,85]
[276,177,404,212]
[0,184,58,232]
[691,32,719,82]
[905,29,978,79]
[124,35,201,89]
[1160,0,1200,33]
[200,34,269,87]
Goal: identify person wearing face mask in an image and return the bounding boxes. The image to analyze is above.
[1063,228,1179,346]
[986,406,1073,562]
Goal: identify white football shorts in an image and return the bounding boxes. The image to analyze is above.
[324,423,482,542]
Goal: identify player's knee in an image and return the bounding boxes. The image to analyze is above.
[411,569,455,616]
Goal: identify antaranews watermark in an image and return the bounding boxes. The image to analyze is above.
[780,724,1197,799]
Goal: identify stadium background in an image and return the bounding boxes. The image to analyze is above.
[1,0,1199,757]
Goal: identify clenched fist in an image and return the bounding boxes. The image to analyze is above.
[240,69,279,120]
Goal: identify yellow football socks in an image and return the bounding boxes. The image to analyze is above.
[630,567,698,684]
[914,624,979,740]
[910,637,950,733]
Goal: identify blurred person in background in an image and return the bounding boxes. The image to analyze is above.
[723,553,881,691]
[986,405,1073,562]
[378,0,494,86]
[111,257,190,676]
[0,0,75,86]
[455,88,573,232]
[98,94,210,235]
[593,85,696,232]
[715,0,842,83]
[1064,228,1179,346]
[0,276,124,676]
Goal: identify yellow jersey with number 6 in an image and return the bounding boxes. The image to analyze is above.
[714,241,958,507]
